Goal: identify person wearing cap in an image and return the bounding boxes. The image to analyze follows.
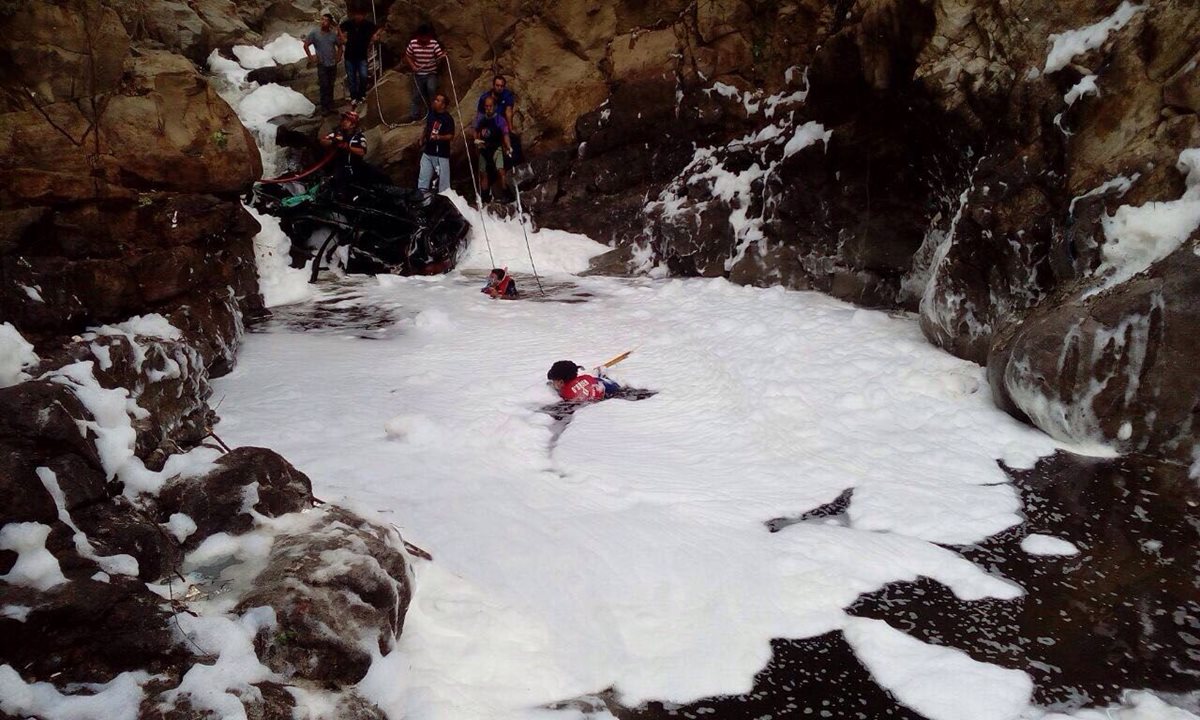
[547,361,621,403]
[304,13,343,113]
[321,110,367,187]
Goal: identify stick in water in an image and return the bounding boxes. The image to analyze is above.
[601,350,633,368]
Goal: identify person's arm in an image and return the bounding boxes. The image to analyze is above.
[404,41,418,72]
[335,34,344,64]
[348,134,367,157]
[303,35,314,60]
[500,117,513,154]
[320,132,335,148]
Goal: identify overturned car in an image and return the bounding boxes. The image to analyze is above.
[251,171,471,281]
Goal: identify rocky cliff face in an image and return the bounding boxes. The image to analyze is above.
[361,0,1199,460]
[0,0,263,349]
[0,3,415,717]
[2,0,1197,714]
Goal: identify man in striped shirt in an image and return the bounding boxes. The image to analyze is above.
[404,24,447,122]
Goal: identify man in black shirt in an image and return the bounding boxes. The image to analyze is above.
[339,10,381,106]
[417,93,454,198]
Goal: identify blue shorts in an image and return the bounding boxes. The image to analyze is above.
[601,378,621,397]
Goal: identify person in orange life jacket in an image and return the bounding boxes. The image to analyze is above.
[321,110,367,188]
[547,360,621,403]
[471,94,512,202]
[416,93,454,196]
[481,267,518,298]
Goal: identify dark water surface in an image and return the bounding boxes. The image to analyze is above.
[602,452,1200,719]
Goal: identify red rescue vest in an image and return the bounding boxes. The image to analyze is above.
[559,374,607,402]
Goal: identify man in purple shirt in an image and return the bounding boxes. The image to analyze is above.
[471,94,513,202]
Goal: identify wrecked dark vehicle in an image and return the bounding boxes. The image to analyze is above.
[251,175,470,281]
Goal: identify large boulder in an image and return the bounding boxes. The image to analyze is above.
[238,507,413,685]
[157,447,314,549]
[0,194,261,346]
[0,0,129,106]
[0,28,260,206]
[0,381,106,529]
[0,0,263,353]
[37,331,212,462]
[988,236,1200,460]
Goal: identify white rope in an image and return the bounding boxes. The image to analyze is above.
[366,0,405,129]
[510,177,545,295]
[365,0,495,268]
[445,56,496,268]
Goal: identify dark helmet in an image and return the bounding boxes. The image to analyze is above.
[547,360,580,382]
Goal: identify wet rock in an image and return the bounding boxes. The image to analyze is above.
[39,333,213,461]
[275,113,325,150]
[247,59,309,88]
[988,237,1200,459]
[0,372,182,579]
[918,140,1063,363]
[0,381,106,527]
[1,194,260,351]
[238,507,412,685]
[0,576,182,685]
[157,447,314,549]
[168,288,256,378]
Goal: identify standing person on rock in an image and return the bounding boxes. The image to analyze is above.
[477,74,521,165]
[471,94,512,203]
[304,13,343,114]
[476,75,516,131]
[416,93,454,199]
[340,8,382,107]
[404,23,447,122]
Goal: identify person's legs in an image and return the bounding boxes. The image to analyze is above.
[318,65,335,111]
[493,147,509,195]
[436,156,450,192]
[422,75,438,106]
[417,153,435,194]
[409,77,423,120]
[344,60,359,102]
[479,150,494,193]
[355,60,369,101]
